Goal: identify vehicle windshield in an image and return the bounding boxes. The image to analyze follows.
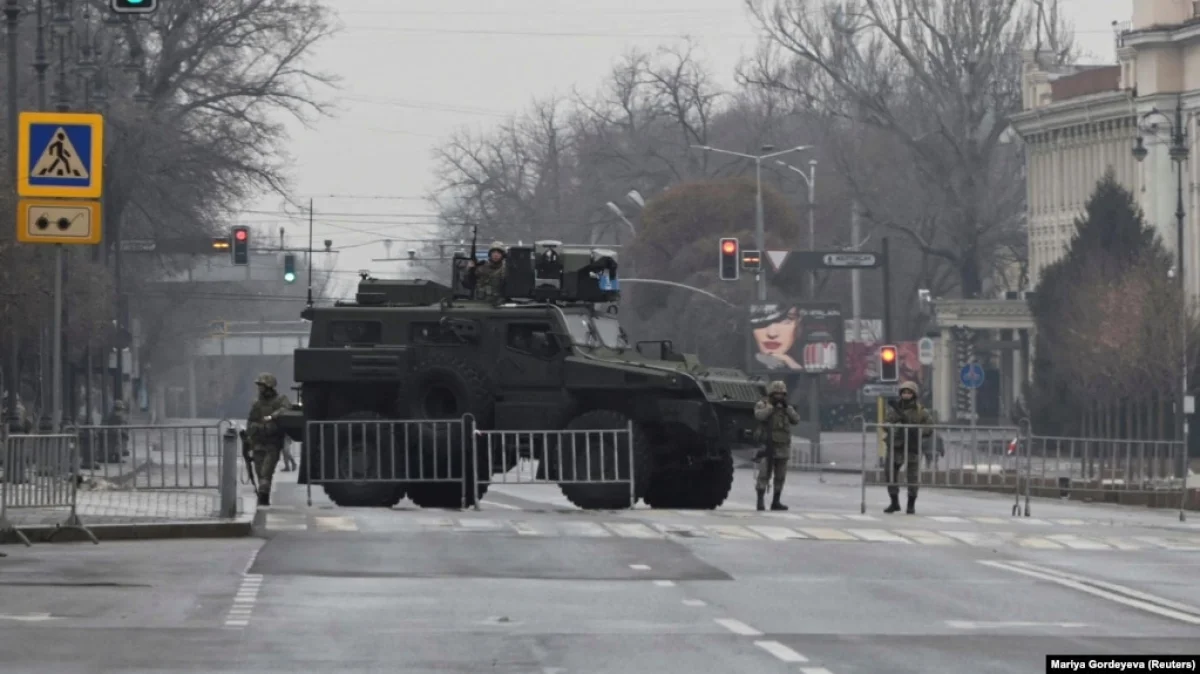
[560,311,629,350]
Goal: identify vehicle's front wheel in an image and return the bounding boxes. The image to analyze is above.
[317,411,407,508]
[555,409,651,510]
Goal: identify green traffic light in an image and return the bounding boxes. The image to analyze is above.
[284,272,296,283]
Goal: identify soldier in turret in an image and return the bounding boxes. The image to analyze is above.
[467,241,508,302]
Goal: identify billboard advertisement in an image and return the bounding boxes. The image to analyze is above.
[747,302,845,374]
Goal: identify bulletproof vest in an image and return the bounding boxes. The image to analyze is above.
[760,397,793,445]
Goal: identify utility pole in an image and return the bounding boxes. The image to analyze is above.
[851,201,862,343]
[5,0,22,432]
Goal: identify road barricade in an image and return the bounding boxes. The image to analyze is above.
[75,422,229,490]
[861,421,1025,515]
[304,417,471,508]
[1023,435,1188,512]
[468,419,637,510]
[0,432,98,546]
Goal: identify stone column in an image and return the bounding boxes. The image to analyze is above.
[935,327,954,422]
[1016,329,1030,404]
[999,328,1013,422]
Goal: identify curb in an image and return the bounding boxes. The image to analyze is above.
[0,517,254,544]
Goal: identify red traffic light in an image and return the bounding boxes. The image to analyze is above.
[881,347,896,363]
[234,229,248,241]
[721,240,737,255]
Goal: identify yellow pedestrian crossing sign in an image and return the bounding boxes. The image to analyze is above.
[17,112,104,199]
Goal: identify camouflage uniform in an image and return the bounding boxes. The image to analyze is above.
[753,380,800,511]
[471,241,508,302]
[246,373,291,506]
[884,380,934,514]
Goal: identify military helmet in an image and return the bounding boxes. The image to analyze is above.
[767,380,787,395]
[255,373,277,388]
[899,381,920,396]
[488,241,506,256]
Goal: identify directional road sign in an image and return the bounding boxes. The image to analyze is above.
[17,112,104,199]
[959,363,985,389]
[821,252,878,267]
[863,383,900,398]
[918,337,935,366]
[16,199,102,245]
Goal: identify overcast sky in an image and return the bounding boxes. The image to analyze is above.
[237,0,1131,290]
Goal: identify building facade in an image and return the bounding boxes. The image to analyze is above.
[1012,0,1200,301]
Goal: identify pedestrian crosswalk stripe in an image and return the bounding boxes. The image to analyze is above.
[929,516,967,523]
[804,513,844,521]
[259,514,1200,551]
[1015,518,1051,526]
[798,527,857,541]
[972,516,1006,525]
[844,514,879,522]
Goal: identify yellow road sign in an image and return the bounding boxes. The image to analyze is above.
[16,199,103,245]
[17,112,105,199]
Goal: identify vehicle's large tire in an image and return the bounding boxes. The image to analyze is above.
[556,410,651,510]
[318,411,407,508]
[643,451,734,510]
[400,353,494,508]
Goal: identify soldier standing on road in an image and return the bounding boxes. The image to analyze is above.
[467,241,508,302]
[245,373,291,507]
[884,381,934,514]
[753,380,800,511]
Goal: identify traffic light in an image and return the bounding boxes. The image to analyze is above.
[879,344,899,383]
[110,0,158,13]
[231,226,249,266]
[283,254,296,283]
[741,249,761,272]
[211,237,230,252]
[719,238,739,281]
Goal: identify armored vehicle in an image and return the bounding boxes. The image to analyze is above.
[277,241,765,510]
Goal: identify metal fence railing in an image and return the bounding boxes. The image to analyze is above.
[1,421,242,545]
[304,417,471,508]
[1,432,98,545]
[858,420,1192,519]
[469,418,637,511]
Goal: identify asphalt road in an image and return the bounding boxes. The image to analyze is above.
[2,468,1198,673]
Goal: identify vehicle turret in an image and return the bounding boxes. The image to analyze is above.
[453,240,620,304]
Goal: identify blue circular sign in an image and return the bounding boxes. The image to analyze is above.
[959,363,985,389]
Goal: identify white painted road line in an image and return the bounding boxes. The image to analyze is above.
[224,620,249,627]
[894,529,955,546]
[980,561,1200,625]
[1007,561,1200,615]
[629,564,651,571]
[747,525,809,540]
[800,668,836,674]
[847,528,910,544]
[605,523,661,539]
[479,499,521,510]
[653,580,675,587]
[798,527,856,541]
[714,618,763,636]
[682,599,706,607]
[754,640,808,662]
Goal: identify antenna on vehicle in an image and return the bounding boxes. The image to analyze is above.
[306,198,314,308]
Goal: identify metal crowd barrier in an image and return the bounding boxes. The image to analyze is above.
[861,421,1026,515]
[468,419,637,510]
[0,432,98,546]
[74,422,229,490]
[304,417,470,508]
[1022,435,1187,512]
[859,420,1192,519]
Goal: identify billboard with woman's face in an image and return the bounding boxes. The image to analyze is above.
[747,302,845,374]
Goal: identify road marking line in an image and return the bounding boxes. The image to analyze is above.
[1133,536,1200,551]
[224,620,249,627]
[233,598,257,605]
[1052,519,1087,526]
[894,529,955,546]
[804,513,844,520]
[682,599,706,607]
[945,620,1088,629]
[1014,518,1051,526]
[1017,537,1064,549]
[652,523,707,538]
[941,530,1014,547]
[313,516,358,532]
[844,514,878,522]
[1098,537,1143,551]
[653,580,675,587]
[754,640,808,662]
[1046,534,1110,550]
[714,618,762,636]
[762,512,807,522]
[228,608,253,614]
[479,499,521,510]
[415,516,455,528]
[606,522,661,538]
[510,521,542,536]
[1008,561,1200,614]
[928,516,967,523]
[798,527,856,541]
[971,516,1006,525]
[800,669,835,674]
[629,564,651,571]
[243,573,263,579]
[708,525,763,540]
[847,528,911,543]
[457,518,505,530]
[980,560,1200,625]
[556,521,612,537]
[746,525,808,540]
[264,514,306,531]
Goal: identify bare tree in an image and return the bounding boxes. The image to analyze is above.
[740,0,1073,298]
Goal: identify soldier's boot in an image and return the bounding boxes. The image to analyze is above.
[257,491,270,507]
[756,489,766,511]
[770,488,788,511]
[906,488,918,515]
[884,486,901,514]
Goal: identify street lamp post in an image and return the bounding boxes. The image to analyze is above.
[776,159,818,299]
[690,144,811,301]
[1133,97,1191,521]
[5,0,22,432]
